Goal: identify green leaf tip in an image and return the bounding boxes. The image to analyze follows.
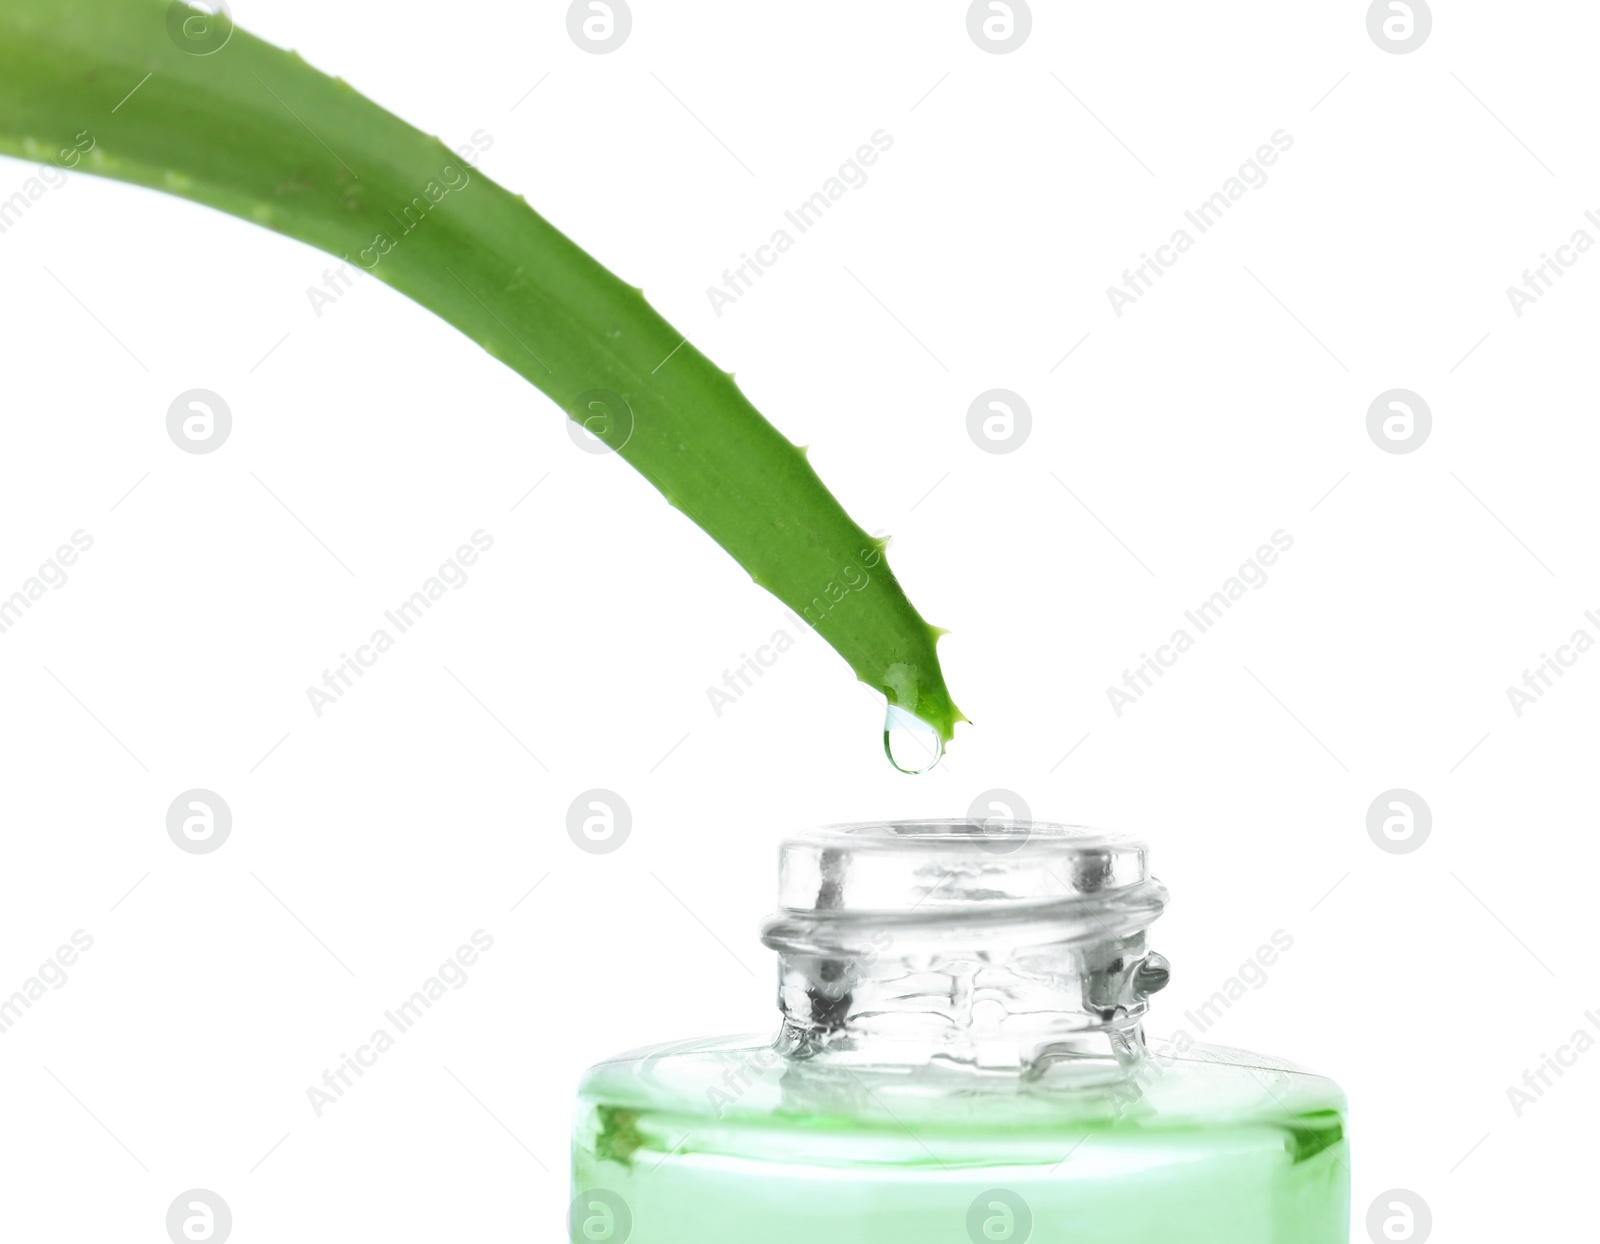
[0,0,964,751]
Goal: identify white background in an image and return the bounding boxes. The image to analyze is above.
[1,1,1595,1239]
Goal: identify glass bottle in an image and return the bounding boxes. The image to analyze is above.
[570,820,1349,1243]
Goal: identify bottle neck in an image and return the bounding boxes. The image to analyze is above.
[762,820,1169,1077]
[762,908,1168,1076]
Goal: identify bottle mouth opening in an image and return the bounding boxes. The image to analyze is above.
[810,819,1121,845]
[770,818,1159,916]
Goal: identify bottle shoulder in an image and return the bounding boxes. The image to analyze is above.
[577,1031,1346,1139]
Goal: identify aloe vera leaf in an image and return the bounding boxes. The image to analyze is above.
[0,0,965,741]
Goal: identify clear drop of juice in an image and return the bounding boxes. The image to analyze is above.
[883,704,944,774]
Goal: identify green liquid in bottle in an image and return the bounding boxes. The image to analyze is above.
[569,822,1349,1242]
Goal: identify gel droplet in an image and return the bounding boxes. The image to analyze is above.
[883,704,944,774]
